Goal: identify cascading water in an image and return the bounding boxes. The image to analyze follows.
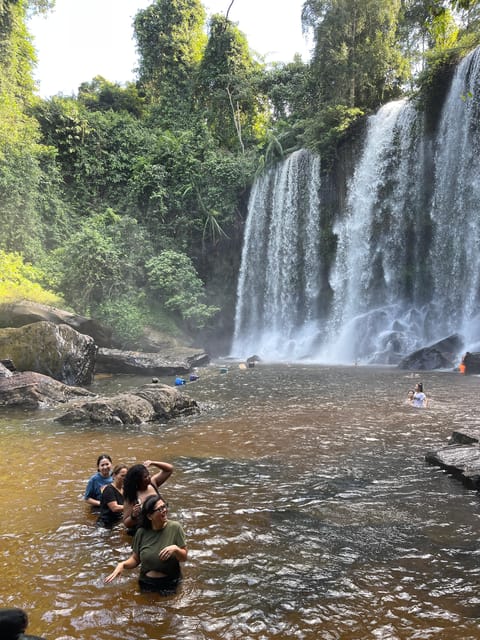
[232,47,480,364]
[232,149,322,360]
[429,48,480,349]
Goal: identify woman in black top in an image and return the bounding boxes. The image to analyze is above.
[97,464,128,528]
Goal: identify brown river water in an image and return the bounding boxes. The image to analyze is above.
[1,363,480,639]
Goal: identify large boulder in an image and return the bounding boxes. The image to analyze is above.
[56,382,199,425]
[95,347,209,376]
[397,333,464,371]
[0,371,94,409]
[0,301,113,347]
[0,322,97,385]
[462,351,480,375]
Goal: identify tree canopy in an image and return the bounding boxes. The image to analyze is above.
[0,0,479,345]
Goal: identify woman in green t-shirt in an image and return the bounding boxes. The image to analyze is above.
[104,495,187,594]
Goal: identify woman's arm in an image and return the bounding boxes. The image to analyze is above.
[104,553,140,583]
[84,478,101,507]
[123,500,141,529]
[143,460,174,488]
[158,545,188,563]
[85,496,100,507]
[106,499,123,514]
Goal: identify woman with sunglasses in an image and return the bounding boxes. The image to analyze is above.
[105,495,187,594]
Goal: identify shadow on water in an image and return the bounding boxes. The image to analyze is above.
[1,364,480,639]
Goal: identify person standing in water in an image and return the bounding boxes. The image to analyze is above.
[97,464,128,528]
[105,495,187,594]
[412,382,428,408]
[84,454,113,508]
[123,459,173,533]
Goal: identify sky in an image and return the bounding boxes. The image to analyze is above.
[28,0,312,98]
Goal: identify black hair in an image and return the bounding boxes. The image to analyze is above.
[139,494,165,530]
[96,454,112,467]
[0,608,28,640]
[417,382,423,392]
[123,464,149,503]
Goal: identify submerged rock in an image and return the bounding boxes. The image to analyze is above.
[56,382,199,426]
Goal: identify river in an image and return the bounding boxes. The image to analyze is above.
[1,364,480,639]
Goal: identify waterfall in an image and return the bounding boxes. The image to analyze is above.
[430,48,480,349]
[232,150,322,360]
[232,47,480,363]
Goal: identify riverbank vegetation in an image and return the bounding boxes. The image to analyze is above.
[1,0,479,349]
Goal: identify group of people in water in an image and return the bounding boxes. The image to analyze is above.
[84,453,186,595]
[406,381,428,408]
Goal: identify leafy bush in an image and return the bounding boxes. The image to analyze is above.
[96,292,150,347]
[0,251,62,305]
[146,250,219,329]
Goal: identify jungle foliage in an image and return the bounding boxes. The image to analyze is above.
[1,0,479,346]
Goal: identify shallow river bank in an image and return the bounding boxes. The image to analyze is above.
[1,364,480,639]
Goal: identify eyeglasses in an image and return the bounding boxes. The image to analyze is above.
[152,504,168,513]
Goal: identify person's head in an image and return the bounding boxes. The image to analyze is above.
[0,608,28,640]
[407,389,414,399]
[415,382,423,393]
[112,464,128,487]
[140,494,168,530]
[96,454,112,477]
[123,464,150,502]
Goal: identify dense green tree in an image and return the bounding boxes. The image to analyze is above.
[54,209,152,314]
[0,0,47,258]
[146,249,219,329]
[134,0,206,124]
[78,76,146,118]
[197,13,269,151]
[302,0,409,111]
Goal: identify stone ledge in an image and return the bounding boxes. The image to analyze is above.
[425,432,480,490]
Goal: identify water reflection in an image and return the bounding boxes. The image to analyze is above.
[1,364,480,639]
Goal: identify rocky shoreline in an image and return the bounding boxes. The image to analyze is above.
[0,301,208,415]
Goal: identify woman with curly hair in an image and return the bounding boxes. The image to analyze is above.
[122,459,173,533]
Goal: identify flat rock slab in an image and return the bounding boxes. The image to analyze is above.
[426,430,480,489]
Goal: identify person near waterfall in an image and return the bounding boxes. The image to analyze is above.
[412,382,428,408]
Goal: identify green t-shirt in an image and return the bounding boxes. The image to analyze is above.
[132,521,186,579]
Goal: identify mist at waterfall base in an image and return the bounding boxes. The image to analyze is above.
[232,48,480,366]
